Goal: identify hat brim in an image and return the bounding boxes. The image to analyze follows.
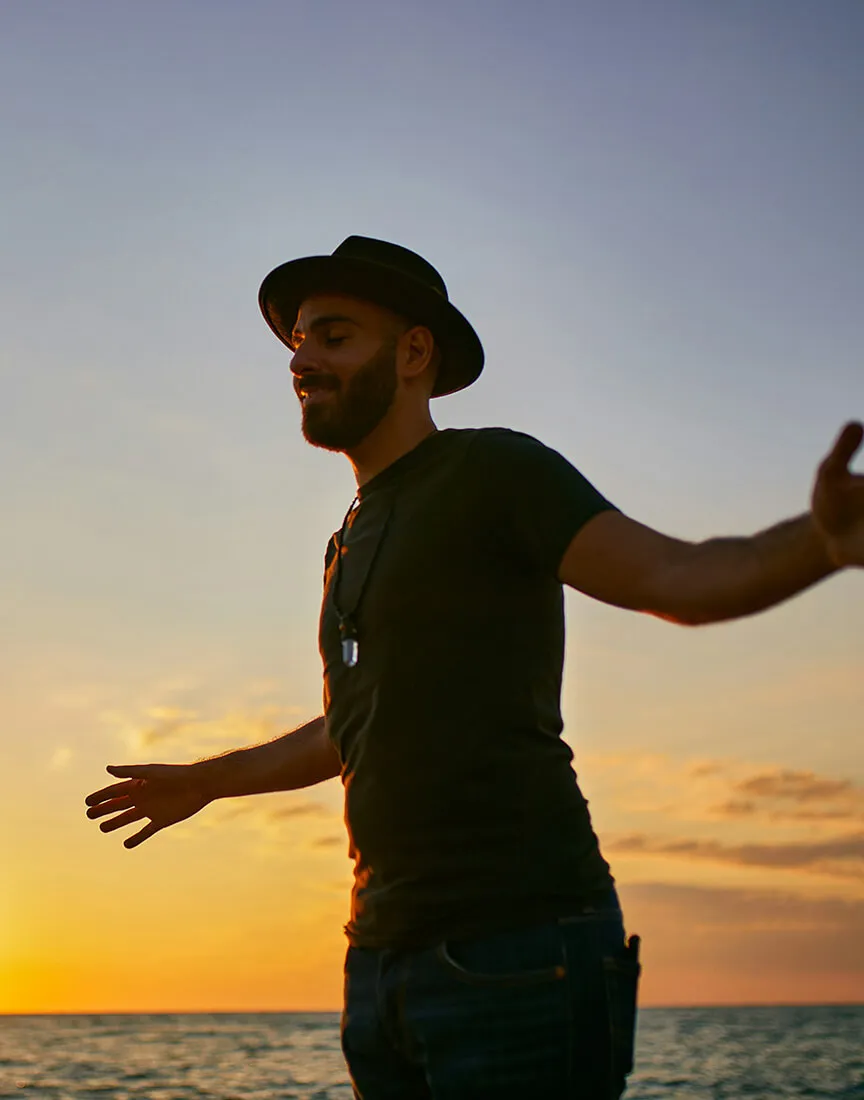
[258,255,484,398]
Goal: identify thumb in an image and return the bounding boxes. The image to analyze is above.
[106,764,149,778]
[822,421,864,475]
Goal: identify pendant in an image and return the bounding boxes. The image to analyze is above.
[339,616,359,668]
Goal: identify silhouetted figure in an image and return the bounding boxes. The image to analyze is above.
[86,236,864,1099]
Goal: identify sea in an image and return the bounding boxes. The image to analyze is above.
[1,1006,862,1099]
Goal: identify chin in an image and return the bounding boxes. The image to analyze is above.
[301,408,385,453]
[302,421,343,453]
[301,413,351,453]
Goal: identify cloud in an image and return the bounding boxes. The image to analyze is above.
[616,881,864,1004]
[97,677,312,760]
[268,803,332,821]
[715,769,864,826]
[621,881,864,949]
[48,746,73,770]
[587,752,864,830]
[138,706,201,745]
[713,800,862,825]
[201,797,345,857]
[607,831,864,880]
[773,808,860,823]
[686,760,727,778]
[107,702,316,755]
[585,754,864,894]
[213,799,332,824]
[735,769,854,804]
[712,799,756,817]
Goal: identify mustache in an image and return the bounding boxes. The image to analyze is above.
[293,373,341,397]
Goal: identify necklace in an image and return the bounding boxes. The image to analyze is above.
[331,490,396,668]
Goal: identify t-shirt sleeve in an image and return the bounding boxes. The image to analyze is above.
[469,428,618,576]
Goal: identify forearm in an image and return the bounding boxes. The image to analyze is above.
[663,513,838,625]
[193,715,340,800]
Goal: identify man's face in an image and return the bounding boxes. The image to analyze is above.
[290,295,403,452]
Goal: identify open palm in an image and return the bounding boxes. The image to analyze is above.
[85,763,212,848]
[812,421,864,567]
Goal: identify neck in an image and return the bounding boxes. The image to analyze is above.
[347,404,438,486]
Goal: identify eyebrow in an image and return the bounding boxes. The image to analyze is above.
[291,313,358,345]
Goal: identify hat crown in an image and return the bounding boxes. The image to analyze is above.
[333,236,448,301]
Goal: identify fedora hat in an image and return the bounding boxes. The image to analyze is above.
[258,236,484,398]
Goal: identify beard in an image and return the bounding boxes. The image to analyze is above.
[299,339,399,452]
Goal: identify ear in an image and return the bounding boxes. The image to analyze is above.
[399,325,436,381]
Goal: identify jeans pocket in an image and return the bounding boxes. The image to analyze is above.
[602,933,641,1080]
[435,924,568,988]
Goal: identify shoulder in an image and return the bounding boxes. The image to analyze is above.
[463,427,583,478]
[465,426,546,451]
[453,428,615,572]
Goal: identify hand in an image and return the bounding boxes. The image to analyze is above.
[811,421,864,567]
[85,763,212,849]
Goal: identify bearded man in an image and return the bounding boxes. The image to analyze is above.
[86,236,864,1099]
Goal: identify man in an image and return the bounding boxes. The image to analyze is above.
[86,237,863,1099]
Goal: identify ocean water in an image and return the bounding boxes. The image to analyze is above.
[1,1006,861,1099]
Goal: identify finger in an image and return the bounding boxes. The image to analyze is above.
[85,779,144,807]
[100,808,147,833]
[822,421,864,475]
[86,796,134,820]
[124,821,160,849]
[106,764,150,779]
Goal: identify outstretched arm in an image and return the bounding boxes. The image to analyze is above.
[558,422,863,626]
[85,714,340,848]
[193,714,339,798]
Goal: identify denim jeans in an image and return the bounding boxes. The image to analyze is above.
[342,890,640,1099]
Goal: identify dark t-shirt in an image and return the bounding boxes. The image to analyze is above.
[319,427,616,949]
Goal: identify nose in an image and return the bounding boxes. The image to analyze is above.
[289,342,316,376]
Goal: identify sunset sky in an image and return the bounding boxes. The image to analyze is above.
[3,0,863,1013]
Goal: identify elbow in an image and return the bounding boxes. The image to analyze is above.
[651,607,713,627]
[648,598,718,627]
[645,558,724,627]
[675,609,716,627]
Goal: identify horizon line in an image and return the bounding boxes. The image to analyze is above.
[4,1001,863,1018]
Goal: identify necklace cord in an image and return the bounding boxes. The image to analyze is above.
[331,489,398,657]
